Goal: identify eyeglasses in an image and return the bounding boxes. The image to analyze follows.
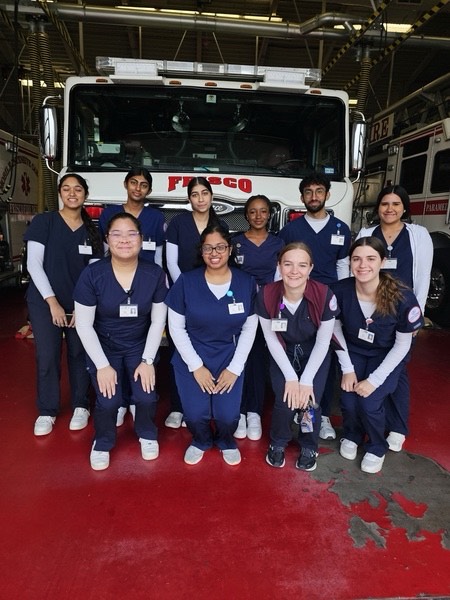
[108,231,141,240]
[303,188,327,199]
[201,244,229,255]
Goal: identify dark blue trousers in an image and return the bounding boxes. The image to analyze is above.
[173,364,243,451]
[27,298,90,416]
[385,347,413,436]
[340,353,406,457]
[87,350,158,452]
[269,352,331,451]
[240,324,268,415]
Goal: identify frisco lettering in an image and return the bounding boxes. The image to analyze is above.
[168,175,252,194]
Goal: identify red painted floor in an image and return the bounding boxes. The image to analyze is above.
[1,286,449,600]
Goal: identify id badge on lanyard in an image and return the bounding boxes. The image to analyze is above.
[331,223,345,246]
[227,290,245,314]
[142,239,156,251]
[271,302,288,331]
[358,318,375,343]
[119,291,138,317]
[78,241,93,255]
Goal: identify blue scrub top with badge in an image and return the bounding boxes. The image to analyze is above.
[24,211,98,312]
[332,277,423,358]
[256,286,338,360]
[232,233,284,286]
[371,225,414,289]
[73,257,167,353]
[99,204,166,264]
[278,215,351,284]
[165,266,256,378]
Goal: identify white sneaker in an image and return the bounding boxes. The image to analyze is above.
[139,438,159,460]
[361,452,385,474]
[222,448,241,465]
[386,431,405,452]
[184,445,204,465]
[246,412,262,441]
[340,438,358,460]
[34,416,56,436]
[319,416,336,440]
[69,407,90,431]
[90,443,110,471]
[165,411,183,429]
[129,404,136,421]
[116,406,127,427]
[233,414,247,439]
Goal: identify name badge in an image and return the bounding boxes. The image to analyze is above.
[384,258,398,269]
[271,318,288,332]
[78,244,93,255]
[228,302,245,315]
[330,234,345,246]
[235,255,244,265]
[358,328,374,343]
[119,304,138,317]
[142,240,156,251]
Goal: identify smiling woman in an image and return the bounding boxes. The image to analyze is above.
[24,173,103,437]
[74,212,168,471]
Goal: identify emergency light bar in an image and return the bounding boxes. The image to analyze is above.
[95,57,321,88]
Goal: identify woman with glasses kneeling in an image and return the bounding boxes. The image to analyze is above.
[165,224,258,466]
[74,213,168,470]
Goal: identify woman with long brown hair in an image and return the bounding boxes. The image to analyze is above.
[332,236,424,473]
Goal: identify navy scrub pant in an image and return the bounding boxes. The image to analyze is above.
[385,347,413,436]
[240,323,269,416]
[268,351,331,451]
[88,351,158,452]
[340,352,406,457]
[173,364,243,451]
[28,298,90,416]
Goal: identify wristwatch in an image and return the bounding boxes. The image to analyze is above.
[141,358,154,365]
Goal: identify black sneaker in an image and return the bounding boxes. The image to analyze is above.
[266,445,285,468]
[296,447,318,471]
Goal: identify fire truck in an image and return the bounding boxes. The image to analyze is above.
[0,130,39,283]
[354,117,450,327]
[41,57,365,234]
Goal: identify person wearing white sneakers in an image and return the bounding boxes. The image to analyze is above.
[25,174,103,437]
[356,185,433,453]
[332,237,424,474]
[165,177,228,430]
[232,195,285,442]
[166,224,257,466]
[74,213,167,471]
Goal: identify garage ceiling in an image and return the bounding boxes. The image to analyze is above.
[1,0,450,139]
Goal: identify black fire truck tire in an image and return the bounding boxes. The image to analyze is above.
[425,254,450,328]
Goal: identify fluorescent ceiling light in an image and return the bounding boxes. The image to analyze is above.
[20,79,64,88]
[334,23,412,33]
[114,6,282,21]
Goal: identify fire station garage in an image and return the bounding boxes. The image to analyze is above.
[1,1,449,599]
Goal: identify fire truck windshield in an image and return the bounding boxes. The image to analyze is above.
[68,84,345,179]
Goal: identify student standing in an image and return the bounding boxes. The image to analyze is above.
[232,194,284,440]
[278,173,351,441]
[98,168,165,267]
[256,242,338,471]
[74,213,167,470]
[333,237,424,474]
[166,224,257,466]
[356,185,433,451]
[25,173,103,436]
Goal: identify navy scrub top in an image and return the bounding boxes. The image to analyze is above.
[332,277,423,358]
[232,232,284,286]
[73,257,167,353]
[165,266,256,378]
[24,211,98,312]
